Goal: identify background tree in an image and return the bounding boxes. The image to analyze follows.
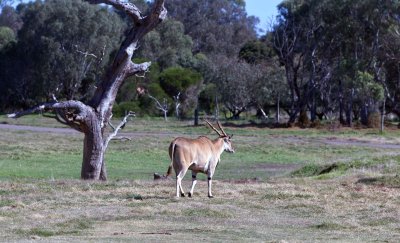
[8,0,167,180]
[0,0,125,110]
[0,5,22,33]
[165,0,257,57]
[0,26,14,48]
[159,66,203,118]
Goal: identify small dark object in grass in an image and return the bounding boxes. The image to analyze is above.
[154,173,168,180]
[126,194,143,200]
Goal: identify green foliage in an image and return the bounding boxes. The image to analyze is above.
[165,0,257,56]
[355,71,384,102]
[158,67,203,117]
[138,19,194,70]
[0,5,22,33]
[239,40,272,64]
[198,83,218,113]
[159,67,202,96]
[0,26,15,48]
[112,101,140,117]
[0,0,125,109]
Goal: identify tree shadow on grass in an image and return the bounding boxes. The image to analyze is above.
[357,175,400,188]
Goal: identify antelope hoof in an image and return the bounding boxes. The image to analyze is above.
[208,195,214,198]
[181,193,185,197]
[188,192,192,198]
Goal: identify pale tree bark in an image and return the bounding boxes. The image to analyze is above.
[148,94,169,121]
[8,0,167,180]
[173,92,181,118]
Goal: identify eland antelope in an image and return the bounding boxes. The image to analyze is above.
[165,120,235,198]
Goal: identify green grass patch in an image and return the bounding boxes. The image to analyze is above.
[0,199,15,207]
[292,155,400,178]
[1,116,400,182]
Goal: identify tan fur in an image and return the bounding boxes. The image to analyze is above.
[165,135,234,198]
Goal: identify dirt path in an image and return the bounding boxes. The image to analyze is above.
[2,123,400,150]
[0,123,179,137]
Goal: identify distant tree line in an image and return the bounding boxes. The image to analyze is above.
[1,0,400,127]
[265,0,400,127]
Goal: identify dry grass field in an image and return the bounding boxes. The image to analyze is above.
[0,177,399,242]
[0,116,400,242]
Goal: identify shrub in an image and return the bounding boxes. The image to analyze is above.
[113,101,140,117]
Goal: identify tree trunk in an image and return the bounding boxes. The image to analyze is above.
[360,103,368,126]
[275,95,280,124]
[81,111,105,180]
[82,131,104,179]
[380,98,385,133]
[214,95,219,120]
[346,88,354,127]
[194,108,199,126]
[310,89,316,122]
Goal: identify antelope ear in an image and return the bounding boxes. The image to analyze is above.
[229,134,233,139]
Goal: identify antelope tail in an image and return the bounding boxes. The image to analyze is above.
[165,142,176,178]
[165,164,173,178]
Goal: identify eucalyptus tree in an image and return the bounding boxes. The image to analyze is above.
[239,39,287,122]
[138,19,195,70]
[0,26,14,48]
[271,0,400,126]
[0,5,22,33]
[165,0,257,57]
[0,0,19,9]
[159,66,203,118]
[9,0,167,180]
[211,55,260,119]
[0,0,127,110]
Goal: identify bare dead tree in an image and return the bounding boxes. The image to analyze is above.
[173,92,181,118]
[8,0,167,180]
[148,94,169,121]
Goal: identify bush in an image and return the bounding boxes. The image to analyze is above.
[297,110,310,127]
[367,111,381,128]
[113,101,140,117]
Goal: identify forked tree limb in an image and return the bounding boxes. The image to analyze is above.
[7,101,91,132]
[85,0,166,124]
[7,100,90,118]
[127,61,152,76]
[104,111,135,149]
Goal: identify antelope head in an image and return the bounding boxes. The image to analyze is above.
[205,119,235,153]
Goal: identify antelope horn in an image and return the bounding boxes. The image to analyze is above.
[204,119,223,136]
[217,121,228,136]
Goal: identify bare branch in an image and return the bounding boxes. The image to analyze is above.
[84,0,144,24]
[8,100,91,124]
[104,111,135,149]
[148,94,168,121]
[7,104,49,118]
[173,92,181,118]
[148,94,168,111]
[127,61,151,77]
[148,0,167,23]
[75,46,98,59]
[111,136,132,141]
